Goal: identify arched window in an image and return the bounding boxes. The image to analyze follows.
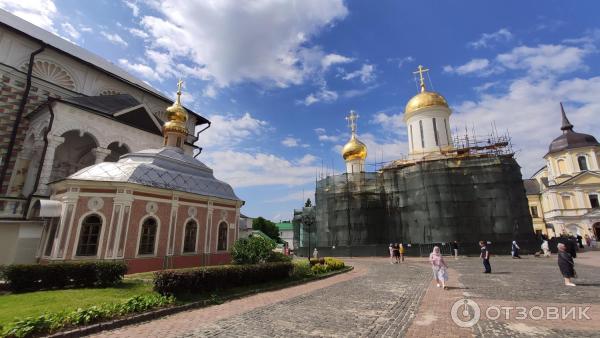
[557,159,567,175]
[76,214,102,256]
[217,222,228,251]
[183,220,198,253]
[578,156,588,171]
[138,217,158,255]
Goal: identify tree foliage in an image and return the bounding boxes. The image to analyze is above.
[252,216,281,241]
[231,236,276,265]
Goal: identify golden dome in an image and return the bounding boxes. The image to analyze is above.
[342,135,367,161]
[164,80,189,134]
[404,91,449,115]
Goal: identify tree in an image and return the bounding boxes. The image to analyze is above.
[252,217,281,242]
[305,198,312,207]
[231,236,276,264]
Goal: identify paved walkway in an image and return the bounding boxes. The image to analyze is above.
[91,251,600,337]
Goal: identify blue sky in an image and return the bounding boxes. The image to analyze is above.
[3,0,600,221]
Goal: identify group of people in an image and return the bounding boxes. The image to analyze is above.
[388,243,405,263]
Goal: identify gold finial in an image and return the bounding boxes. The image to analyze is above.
[413,65,429,93]
[345,110,359,135]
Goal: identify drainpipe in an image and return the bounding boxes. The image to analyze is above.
[0,45,47,194]
[193,122,211,158]
[22,99,55,219]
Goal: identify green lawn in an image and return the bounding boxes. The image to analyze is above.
[0,281,155,325]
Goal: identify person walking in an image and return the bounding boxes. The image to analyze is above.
[511,240,521,259]
[399,243,405,262]
[541,239,551,257]
[388,243,394,264]
[451,241,459,259]
[480,241,491,273]
[557,243,576,286]
[393,243,400,263]
[429,246,449,289]
[576,234,584,249]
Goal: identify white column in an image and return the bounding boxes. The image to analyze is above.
[92,147,112,164]
[37,135,65,195]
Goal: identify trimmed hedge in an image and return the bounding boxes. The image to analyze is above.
[2,262,128,292]
[153,262,293,295]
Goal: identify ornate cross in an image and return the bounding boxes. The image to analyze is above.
[413,65,429,92]
[177,79,184,94]
[346,110,359,134]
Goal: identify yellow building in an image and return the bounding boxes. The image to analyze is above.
[525,104,600,239]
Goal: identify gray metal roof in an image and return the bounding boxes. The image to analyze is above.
[523,179,540,195]
[65,147,241,202]
[0,9,164,98]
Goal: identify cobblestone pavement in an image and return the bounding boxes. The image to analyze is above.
[92,251,600,338]
[180,259,430,338]
[405,250,600,338]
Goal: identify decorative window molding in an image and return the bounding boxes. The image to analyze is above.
[137,216,159,256]
[73,211,106,259]
[217,221,228,251]
[21,60,76,90]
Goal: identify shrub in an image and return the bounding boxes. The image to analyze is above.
[231,236,276,264]
[324,257,345,271]
[153,262,293,295]
[291,260,312,279]
[1,294,174,338]
[309,258,325,266]
[311,263,328,274]
[266,251,292,263]
[3,262,128,292]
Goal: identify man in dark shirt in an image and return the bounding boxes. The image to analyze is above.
[451,241,459,259]
[480,241,491,273]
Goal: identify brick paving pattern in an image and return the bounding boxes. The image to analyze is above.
[91,251,600,337]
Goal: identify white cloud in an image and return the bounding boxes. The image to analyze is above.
[140,0,348,87]
[468,28,512,49]
[123,0,139,17]
[202,85,217,98]
[496,44,592,76]
[315,128,343,142]
[101,31,128,46]
[446,43,593,78]
[282,137,308,148]
[118,59,160,81]
[267,190,314,204]
[0,0,57,32]
[61,22,80,40]
[453,76,600,177]
[79,25,93,33]
[297,154,318,165]
[201,150,320,188]
[443,58,491,75]
[300,85,338,106]
[342,64,376,83]
[371,112,406,136]
[198,112,268,150]
[387,56,414,68]
[321,53,353,70]
[128,27,149,39]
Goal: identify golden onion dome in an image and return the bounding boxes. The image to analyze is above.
[404,90,449,116]
[163,80,189,134]
[342,135,367,161]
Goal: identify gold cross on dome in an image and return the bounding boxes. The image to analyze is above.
[175,79,184,104]
[346,110,359,134]
[413,65,429,92]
